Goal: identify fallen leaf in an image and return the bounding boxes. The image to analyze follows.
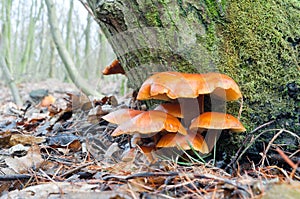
[29,89,48,102]
[8,144,29,156]
[5,145,44,173]
[47,133,81,151]
[65,92,92,111]
[87,105,109,124]
[0,131,12,147]
[9,134,46,146]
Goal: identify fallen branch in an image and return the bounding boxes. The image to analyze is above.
[0,174,31,181]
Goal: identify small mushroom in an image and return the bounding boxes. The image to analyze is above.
[102,108,144,125]
[156,132,209,154]
[111,110,187,136]
[102,59,125,75]
[189,112,246,151]
[189,112,246,132]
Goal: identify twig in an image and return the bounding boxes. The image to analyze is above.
[275,147,300,176]
[78,0,95,18]
[0,174,31,181]
[260,129,284,167]
[59,162,94,178]
[289,149,300,159]
[275,147,298,170]
[225,135,251,171]
[194,173,251,195]
[226,120,275,170]
[39,169,56,182]
[180,170,203,196]
[236,128,298,163]
[249,120,276,135]
[127,182,141,199]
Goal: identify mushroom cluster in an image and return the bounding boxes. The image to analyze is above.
[102,71,246,161]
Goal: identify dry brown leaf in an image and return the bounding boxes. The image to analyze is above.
[0,131,12,147]
[66,92,92,111]
[9,134,46,146]
[5,145,44,173]
[87,105,109,124]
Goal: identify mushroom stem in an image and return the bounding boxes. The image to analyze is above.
[198,95,204,114]
[204,129,222,152]
[178,97,203,128]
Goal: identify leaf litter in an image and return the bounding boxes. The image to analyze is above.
[0,81,299,199]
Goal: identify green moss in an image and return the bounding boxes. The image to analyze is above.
[144,3,162,27]
[215,0,300,132]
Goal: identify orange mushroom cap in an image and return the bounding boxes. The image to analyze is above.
[137,71,200,100]
[136,71,242,101]
[156,133,209,154]
[190,112,246,132]
[154,103,183,118]
[201,73,242,101]
[102,59,125,75]
[111,110,188,136]
[102,109,144,124]
[40,95,56,108]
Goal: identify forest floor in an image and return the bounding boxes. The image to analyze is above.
[0,79,299,199]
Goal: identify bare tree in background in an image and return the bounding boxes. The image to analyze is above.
[45,0,102,97]
[0,0,22,106]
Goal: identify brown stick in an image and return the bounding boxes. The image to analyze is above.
[0,174,31,181]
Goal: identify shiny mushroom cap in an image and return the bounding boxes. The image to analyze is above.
[137,71,201,100]
[154,103,183,118]
[156,133,209,154]
[136,71,242,101]
[102,109,144,125]
[102,59,125,75]
[201,73,242,101]
[190,112,246,132]
[111,110,188,136]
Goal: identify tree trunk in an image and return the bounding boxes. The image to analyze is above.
[45,0,102,98]
[86,0,299,154]
[87,0,219,87]
[0,0,22,106]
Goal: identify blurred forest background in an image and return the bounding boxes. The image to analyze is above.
[0,0,123,104]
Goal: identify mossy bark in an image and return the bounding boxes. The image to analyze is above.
[87,0,299,154]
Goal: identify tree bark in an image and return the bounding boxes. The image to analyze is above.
[87,0,219,88]
[86,0,299,154]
